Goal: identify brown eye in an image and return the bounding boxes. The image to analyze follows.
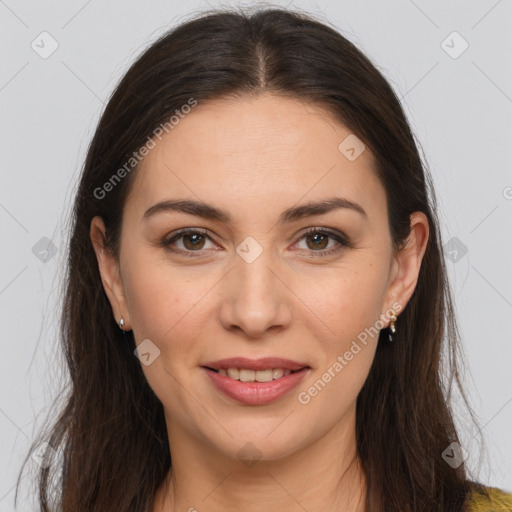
[182,232,206,250]
[304,232,329,250]
[163,228,215,255]
[295,228,350,258]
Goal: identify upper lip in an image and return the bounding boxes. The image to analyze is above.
[201,357,309,371]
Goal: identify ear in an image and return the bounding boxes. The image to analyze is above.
[90,215,131,330]
[382,211,429,321]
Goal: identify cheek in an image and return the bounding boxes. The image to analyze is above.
[294,267,385,426]
[122,251,208,341]
[121,256,210,413]
[298,260,389,348]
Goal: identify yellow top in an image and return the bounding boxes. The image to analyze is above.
[467,486,512,511]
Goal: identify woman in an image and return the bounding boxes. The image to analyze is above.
[16,7,512,512]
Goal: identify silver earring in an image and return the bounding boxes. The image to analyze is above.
[388,313,397,341]
[119,317,125,330]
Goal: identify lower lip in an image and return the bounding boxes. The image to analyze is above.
[203,367,310,405]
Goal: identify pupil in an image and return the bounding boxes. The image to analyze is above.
[308,233,327,250]
[184,234,204,250]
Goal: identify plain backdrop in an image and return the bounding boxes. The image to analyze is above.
[0,0,511,509]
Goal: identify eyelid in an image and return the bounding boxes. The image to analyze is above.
[296,226,351,245]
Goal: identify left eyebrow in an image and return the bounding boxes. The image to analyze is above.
[142,196,368,224]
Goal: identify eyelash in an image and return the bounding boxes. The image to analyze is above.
[161,227,352,259]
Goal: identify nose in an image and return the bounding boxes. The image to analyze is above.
[218,248,293,339]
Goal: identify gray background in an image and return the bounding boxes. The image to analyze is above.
[1,0,511,508]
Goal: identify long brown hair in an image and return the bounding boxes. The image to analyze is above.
[16,6,487,511]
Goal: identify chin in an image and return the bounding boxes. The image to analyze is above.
[203,423,307,464]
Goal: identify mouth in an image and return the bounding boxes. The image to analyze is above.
[202,366,307,382]
[200,357,311,405]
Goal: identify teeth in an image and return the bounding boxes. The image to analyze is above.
[273,368,284,379]
[217,367,297,382]
[255,369,273,382]
[239,369,256,382]
[227,368,239,379]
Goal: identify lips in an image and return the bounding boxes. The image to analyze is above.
[201,357,308,372]
[201,357,311,405]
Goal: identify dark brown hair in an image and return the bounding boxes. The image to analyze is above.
[16,6,488,511]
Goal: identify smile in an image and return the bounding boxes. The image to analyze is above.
[202,365,310,405]
[209,367,297,382]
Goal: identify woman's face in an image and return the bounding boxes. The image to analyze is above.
[92,93,427,464]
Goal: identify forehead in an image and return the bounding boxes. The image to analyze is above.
[125,94,386,225]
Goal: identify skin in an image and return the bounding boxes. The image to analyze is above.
[90,93,429,512]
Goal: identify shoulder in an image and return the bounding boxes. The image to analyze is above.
[466,483,512,512]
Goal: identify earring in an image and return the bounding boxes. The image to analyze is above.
[388,313,397,341]
[119,317,125,330]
